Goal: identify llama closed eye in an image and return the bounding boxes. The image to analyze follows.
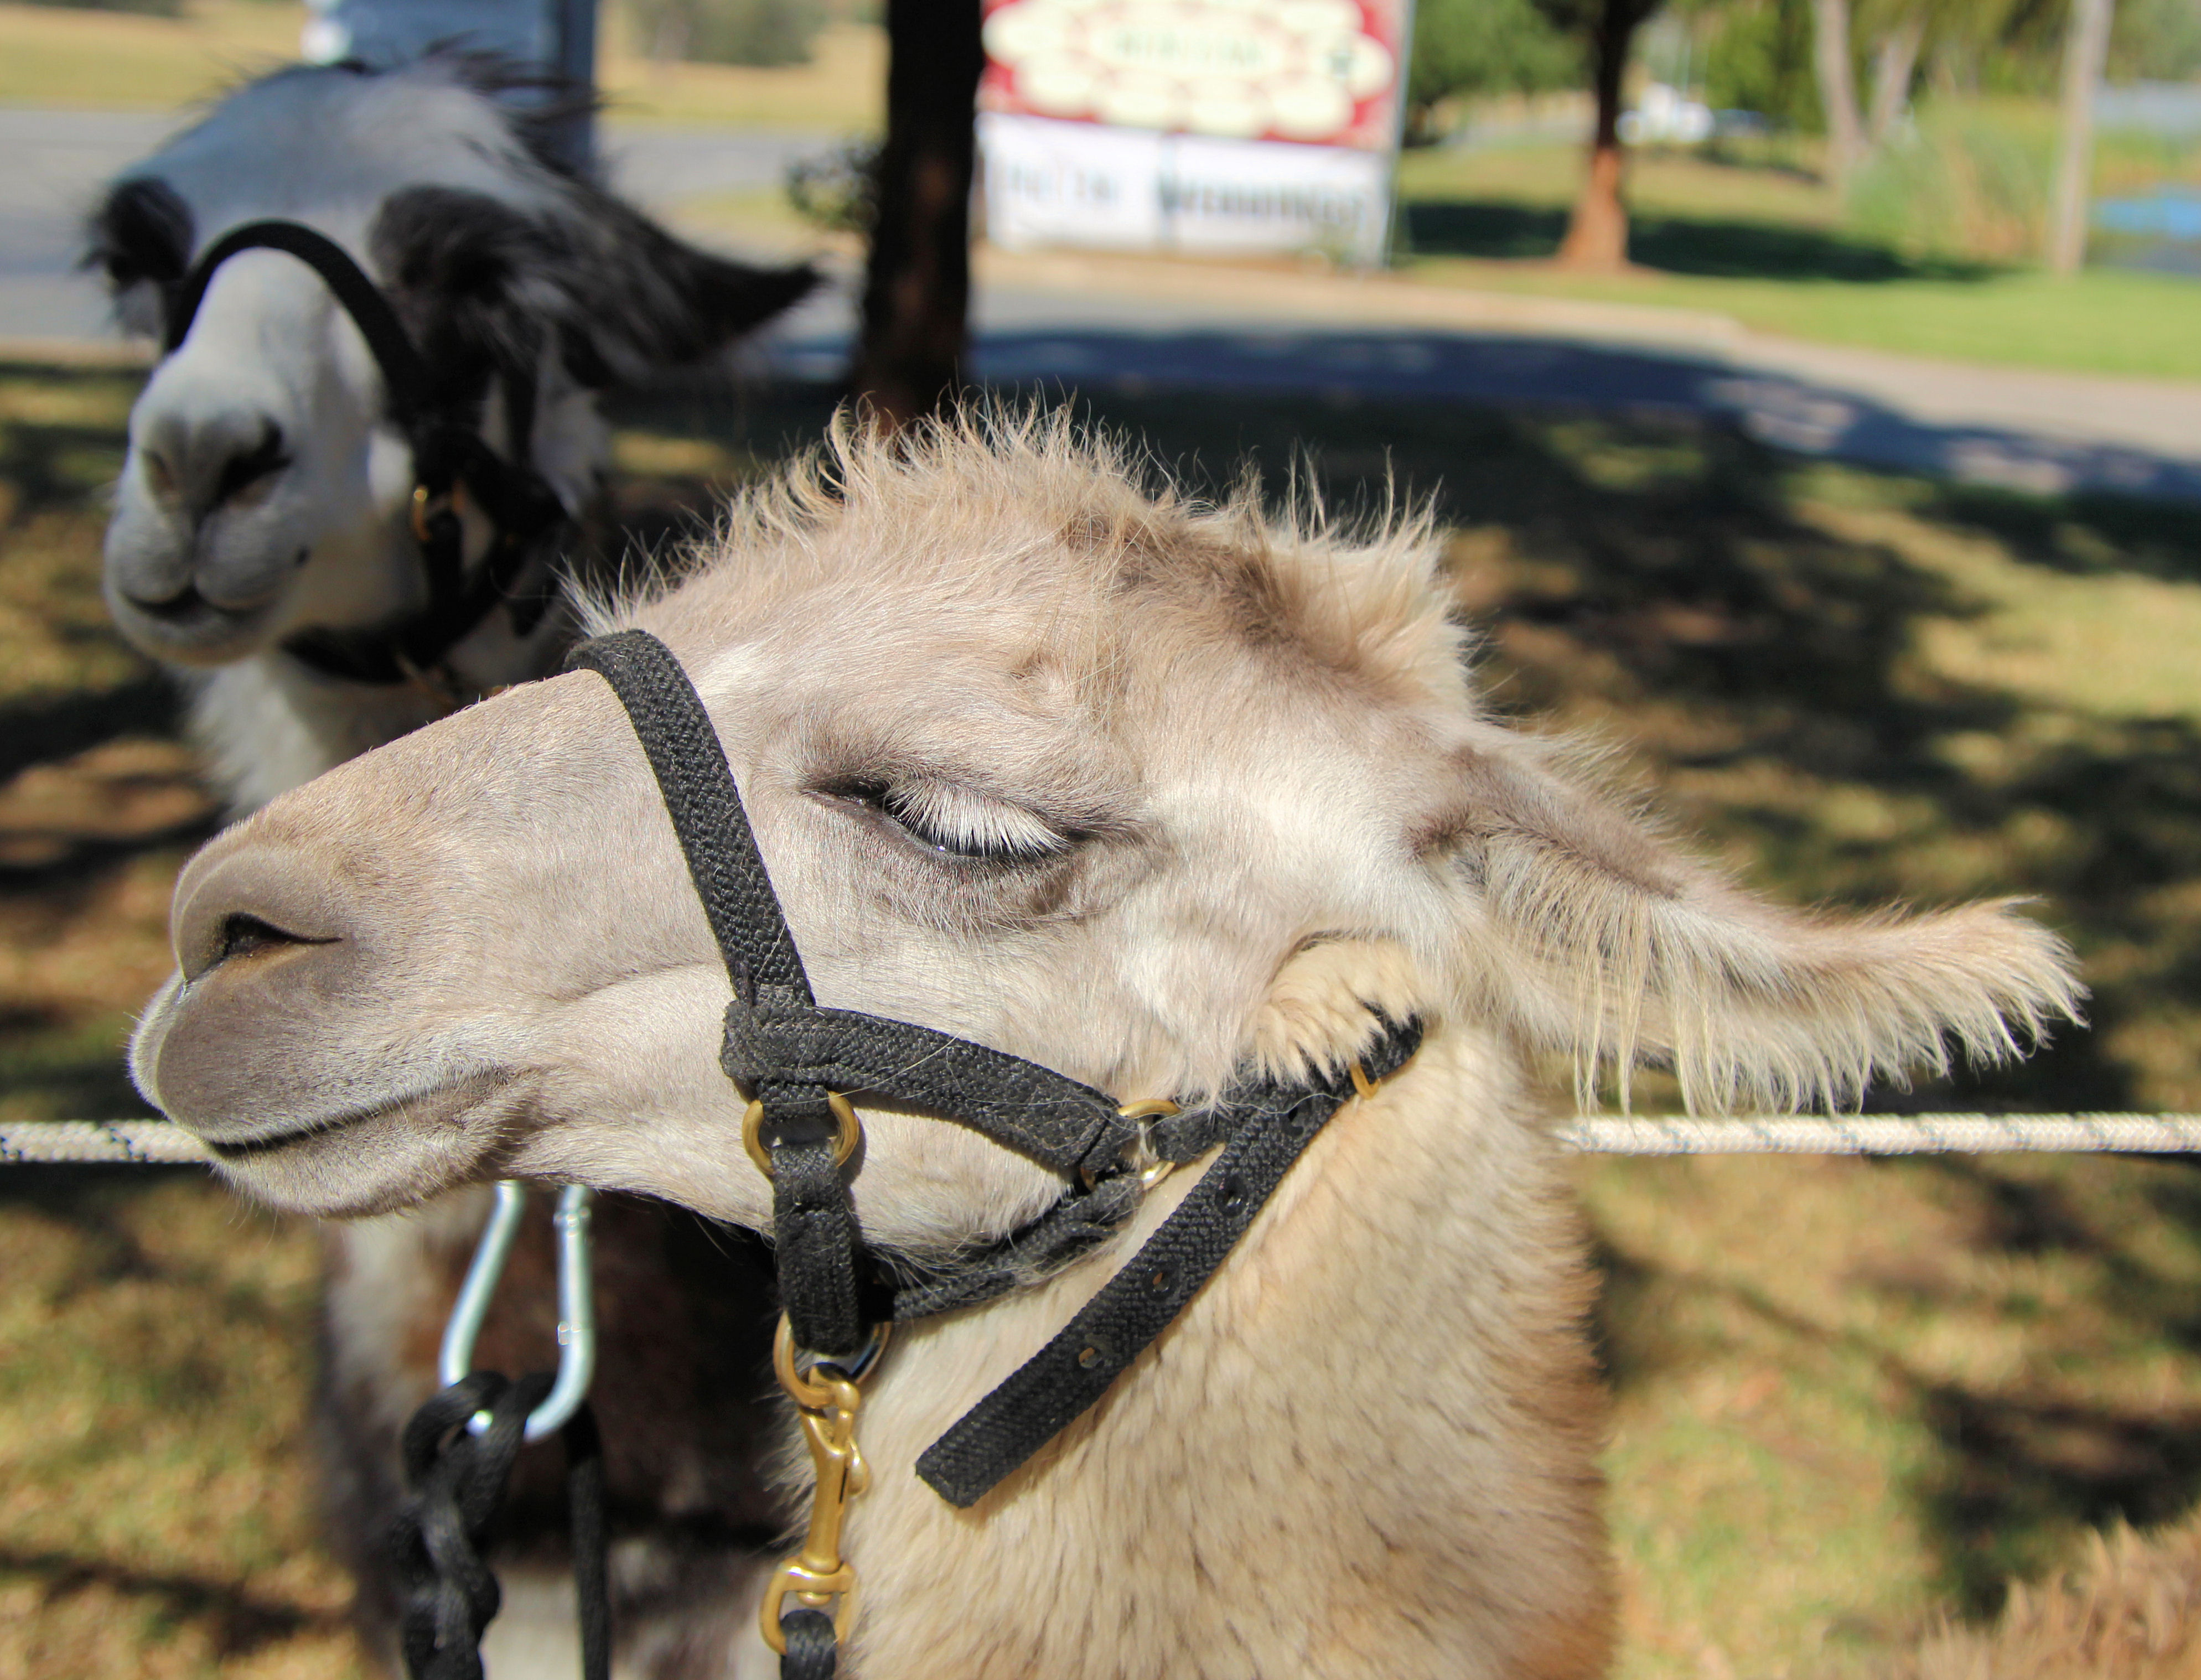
[826,776,1069,863]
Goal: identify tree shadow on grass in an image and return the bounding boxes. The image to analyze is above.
[0,1545,349,1661]
[1595,1191,2201,1617]
[1401,199,1994,282]
[1925,483,2201,585]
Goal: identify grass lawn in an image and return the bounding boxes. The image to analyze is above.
[0,0,882,130]
[8,364,2201,1678]
[1396,143,2201,382]
[3,4,2191,381]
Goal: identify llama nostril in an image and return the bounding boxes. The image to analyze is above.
[174,842,353,984]
[211,418,289,510]
[213,912,325,969]
[141,445,180,504]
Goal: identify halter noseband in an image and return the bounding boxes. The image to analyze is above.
[165,220,571,689]
[557,629,1422,1675]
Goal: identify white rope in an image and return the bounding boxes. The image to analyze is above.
[1558,1113,2201,1153]
[1,1121,213,1165]
[7,1114,2201,1166]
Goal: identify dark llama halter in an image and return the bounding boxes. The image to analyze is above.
[399,628,1421,1680]
[164,221,570,691]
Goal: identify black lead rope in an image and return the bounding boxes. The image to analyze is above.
[164,220,569,688]
[390,1373,609,1680]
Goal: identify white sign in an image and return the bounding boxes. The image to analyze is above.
[978,0,1410,265]
[981,113,1392,262]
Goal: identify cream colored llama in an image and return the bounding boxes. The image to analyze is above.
[132,416,2083,1679]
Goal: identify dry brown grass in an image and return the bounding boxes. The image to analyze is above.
[1882,1517,2201,1679]
[0,0,883,130]
[6,364,2201,1676]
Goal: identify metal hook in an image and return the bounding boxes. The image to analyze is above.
[437,1180,598,1442]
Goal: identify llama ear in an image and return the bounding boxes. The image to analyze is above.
[369,185,557,382]
[84,176,194,339]
[1432,729,2085,1112]
[369,184,815,391]
[535,185,818,387]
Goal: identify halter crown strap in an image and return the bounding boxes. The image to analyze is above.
[167,220,432,419]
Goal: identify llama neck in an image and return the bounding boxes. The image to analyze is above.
[834,1026,1613,1680]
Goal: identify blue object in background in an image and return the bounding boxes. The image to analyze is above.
[301,0,597,165]
[2094,185,2201,278]
[2096,186,2201,242]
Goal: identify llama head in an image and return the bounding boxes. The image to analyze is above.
[131,413,2082,1231]
[89,55,814,668]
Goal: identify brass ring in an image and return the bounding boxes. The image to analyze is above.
[743,1091,861,1180]
[1348,1060,1380,1101]
[773,1311,891,1408]
[1117,1097,1181,1123]
[408,481,467,544]
[1078,1096,1183,1191]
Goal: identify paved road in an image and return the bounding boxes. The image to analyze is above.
[0,107,828,338]
[6,106,2198,504]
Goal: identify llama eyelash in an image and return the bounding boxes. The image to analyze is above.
[828,776,1070,864]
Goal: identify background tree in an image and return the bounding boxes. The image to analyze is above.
[2045,0,2114,273]
[1863,4,1925,142]
[1810,0,1867,183]
[848,0,985,428]
[1533,0,1668,270]
[1407,0,1581,143]
[1700,0,1823,129]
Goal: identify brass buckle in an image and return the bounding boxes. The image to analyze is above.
[743,1091,861,1180]
[759,1314,890,1656]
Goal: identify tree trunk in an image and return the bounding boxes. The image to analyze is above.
[1810,0,1865,189]
[1866,13,1924,146]
[2045,0,2115,275]
[1556,0,1641,272]
[849,0,986,429]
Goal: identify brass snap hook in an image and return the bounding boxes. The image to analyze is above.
[760,1313,890,1656]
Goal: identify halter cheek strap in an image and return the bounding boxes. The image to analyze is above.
[165,220,571,689]
[567,628,1422,1510]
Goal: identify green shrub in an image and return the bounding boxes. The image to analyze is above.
[1847,101,2053,262]
[785,138,877,235]
[1408,0,1581,142]
[628,0,827,67]
[1701,0,1821,133]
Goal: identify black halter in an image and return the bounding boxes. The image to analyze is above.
[388,628,1420,1680]
[566,630,1422,1510]
[166,220,571,688]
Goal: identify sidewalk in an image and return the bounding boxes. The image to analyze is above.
[945,246,2201,500]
